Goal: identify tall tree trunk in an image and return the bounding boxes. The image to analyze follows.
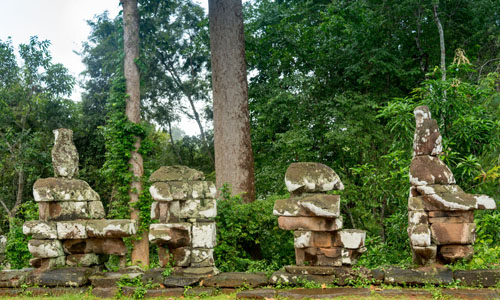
[433,3,446,81]
[121,0,149,266]
[167,119,183,164]
[208,0,256,203]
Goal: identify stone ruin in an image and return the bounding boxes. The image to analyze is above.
[23,128,137,269]
[274,162,366,270]
[148,166,218,276]
[408,106,497,265]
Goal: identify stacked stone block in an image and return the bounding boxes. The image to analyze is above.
[148,166,218,274]
[23,129,136,269]
[274,163,366,267]
[408,106,497,265]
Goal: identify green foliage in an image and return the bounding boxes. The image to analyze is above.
[5,220,32,269]
[117,275,158,299]
[214,185,294,272]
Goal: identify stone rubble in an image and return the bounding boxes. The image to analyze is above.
[148,165,218,275]
[23,128,136,269]
[408,106,497,265]
[274,162,366,269]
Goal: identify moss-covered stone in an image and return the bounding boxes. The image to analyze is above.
[33,178,99,202]
[149,165,204,182]
[51,128,79,179]
[285,162,344,193]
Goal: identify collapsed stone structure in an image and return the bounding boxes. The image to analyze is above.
[274,162,366,268]
[23,128,137,269]
[408,106,497,265]
[149,166,218,275]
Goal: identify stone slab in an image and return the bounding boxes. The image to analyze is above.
[203,272,268,288]
[23,221,57,239]
[163,275,202,287]
[148,223,191,247]
[33,178,99,202]
[278,216,342,231]
[409,155,455,186]
[273,194,340,218]
[63,238,127,255]
[430,223,476,245]
[28,239,64,258]
[0,269,32,288]
[384,266,453,285]
[90,272,142,288]
[179,198,217,219]
[453,269,500,287]
[149,165,205,182]
[237,289,277,299]
[86,219,137,238]
[285,162,344,193]
[278,288,370,299]
[29,267,94,287]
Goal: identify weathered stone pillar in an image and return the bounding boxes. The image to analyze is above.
[23,128,137,269]
[149,166,218,276]
[408,106,496,264]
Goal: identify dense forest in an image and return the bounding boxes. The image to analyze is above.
[0,0,499,271]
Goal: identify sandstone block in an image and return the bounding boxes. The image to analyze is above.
[172,247,191,267]
[66,254,100,267]
[285,162,344,193]
[29,256,65,270]
[408,211,428,225]
[31,267,93,287]
[57,221,87,239]
[430,223,476,245]
[169,181,193,200]
[409,156,455,186]
[416,184,463,195]
[439,245,473,263]
[88,201,105,219]
[408,224,431,247]
[203,272,268,288]
[38,201,88,221]
[149,223,191,247]
[192,221,217,248]
[295,247,342,267]
[52,128,79,179]
[428,211,473,223]
[336,229,366,249]
[191,248,215,267]
[151,201,180,222]
[149,182,173,201]
[278,216,342,231]
[179,199,217,219]
[421,192,477,211]
[191,181,217,199]
[33,178,99,202]
[474,194,497,210]
[86,219,137,238]
[23,221,57,239]
[63,239,127,256]
[273,194,340,218]
[408,196,427,211]
[413,118,442,156]
[149,165,205,182]
[28,239,64,258]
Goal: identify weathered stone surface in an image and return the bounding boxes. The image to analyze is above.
[33,178,99,202]
[284,265,341,275]
[269,271,335,285]
[422,192,478,211]
[66,253,100,266]
[88,201,105,219]
[169,181,193,200]
[23,221,57,239]
[430,223,476,245]
[63,238,127,255]
[439,244,473,262]
[28,239,64,258]
[174,266,219,276]
[278,216,342,231]
[453,269,500,287]
[416,184,463,195]
[408,196,426,211]
[141,268,165,285]
[341,247,366,265]
[408,224,431,247]
[295,247,342,266]
[411,245,437,265]
[273,194,340,218]
[474,194,497,210]
[92,287,118,298]
[384,266,453,285]
[237,289,277,299]
[191,181,217,199]
[428,211,474,223]
[149,182,174,201]
[0,269,32,287]
[172,247,191,267]
[408,211,428,225]
[409,156,455,186]
[179,199,217,219]
[336,229,366,249]
[295,230,365,251]
[285,162,344,193]
[90,272,142,288]
[413,118,442,157]
[192,221,216,248]
[149,165,205,182]
[31,267,94,287]
[204,272,268,288]
[57,221,87,239]
[151,201,180,222]
[278,288,371,299]
[39,201,88,221]
[191,248,214,267]
[163,275,202,287]
[29,256,65,269]
[149,223,191,247]
[86,219,136,238]
[52,128,79,179]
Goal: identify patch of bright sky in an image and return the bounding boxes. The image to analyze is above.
[0,0,211,136]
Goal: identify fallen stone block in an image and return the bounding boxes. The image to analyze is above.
[57,221,87,239]
[63,238,127,256]
[174,266,219,276]
[0,269,32,288]
[384,266,453,285]
[66,253,100,266]
[163,275,202,287]
[203,272,268,288]
[28,239,64,258]
[179,198,217,219]
[192,221,216,248]
[149,223,191,247]
[30,267,94,287]
[92,287,119,298]
[273,194,340,218]
[453,269,500,287]
[190,181,217,199]
[149,165,205,182]
[90,272,142,288]
[33,178,99,202]
[236,289,277,299]
[278,288,371,299]
[23,221,57,239]
[269,270,335,285]
[285,162,344,193]
[278,216,342,231]
[29,256,65,269]
[39,201,88,221]
[409,156,455,186]
[430,223,476,245]
[86,219,136,238]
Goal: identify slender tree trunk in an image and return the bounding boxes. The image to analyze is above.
[167,119,183,164]
[121,0,149,266]
[186,94,215,167]
[433,3,446,81]
[209,0,256,203]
